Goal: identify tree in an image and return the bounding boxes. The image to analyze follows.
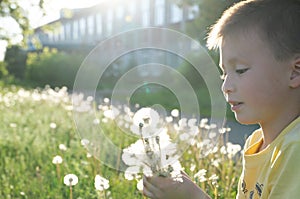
[178,0,241,45]
[0,0,44,45]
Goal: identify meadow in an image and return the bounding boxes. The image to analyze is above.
[0,84,242,199]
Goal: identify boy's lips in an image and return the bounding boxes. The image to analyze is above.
[228,100,244,111]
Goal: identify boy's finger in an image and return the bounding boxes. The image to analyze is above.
[143,186,156,198]
[143,175,160,192]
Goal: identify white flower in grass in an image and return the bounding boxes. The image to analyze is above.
[93,118,100,125]
[171,109,179,117]
[64,174,78,186]
[175,118,199,143]
[218,127,231,134]
[49,122,57,129]
[103,106,120,120]
[86,152,92,158]
[194,169,207,183]
[132,107,160,128]
[9,123,17,128]
[94,175,110,191]
[59,144,67,151]
[199,118,209,128]
[130,107,163,138]
[81,139,90,147]
[165,116,173,123]
[52,155,63,164]
[102,118,108,123]
[137,179,143,191]
[221,142,242,158]
[103,97,110,103]
[209,174,219,186]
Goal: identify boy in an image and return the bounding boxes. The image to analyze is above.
[143,0,300,198]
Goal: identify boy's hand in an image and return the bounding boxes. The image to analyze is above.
[143,172,211,199]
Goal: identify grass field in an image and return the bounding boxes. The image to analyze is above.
[0,84,242,199]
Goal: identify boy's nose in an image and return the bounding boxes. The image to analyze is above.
[221,77,235,94]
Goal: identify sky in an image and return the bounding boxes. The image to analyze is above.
[28,0,102,28]
[0,0,103,60]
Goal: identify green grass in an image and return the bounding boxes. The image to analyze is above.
[0,84,241,199]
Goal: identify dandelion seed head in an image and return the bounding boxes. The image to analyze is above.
[194,169,207,182]
[94,175,110,191]
[87,96,94,102]
[171,109,179,117]
[63,174,78,186]
[103,107,120,120]
[102,118,108,123]
[209,132,217,139]
[52,155,63,164]
[81,139,90,147]
[9,123,17,128]
[137,179,143,191]
[165,116,173,123]
[133,107,159,129]
[49,122,57,129]
[103,97,110,103]
[93,118,100,125]
[190,164,196,172]
[86,152,92,158]
[59,144,67,151]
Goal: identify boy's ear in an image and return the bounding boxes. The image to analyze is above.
[289,57,300,88]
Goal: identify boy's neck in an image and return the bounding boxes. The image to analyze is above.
[259,113,299,151]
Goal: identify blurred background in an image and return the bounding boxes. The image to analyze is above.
[0,1,260,198]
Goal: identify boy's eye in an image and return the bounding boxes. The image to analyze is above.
[235,68,249,74]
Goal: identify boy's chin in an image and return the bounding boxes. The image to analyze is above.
[234,114,257,125]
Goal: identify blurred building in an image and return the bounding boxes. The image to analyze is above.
[32,0,199,51]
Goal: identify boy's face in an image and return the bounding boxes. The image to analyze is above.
[219,31,292,125]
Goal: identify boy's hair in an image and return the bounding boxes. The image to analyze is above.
[206,0,300,61]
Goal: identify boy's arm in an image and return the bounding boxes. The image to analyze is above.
[143,172,212,199]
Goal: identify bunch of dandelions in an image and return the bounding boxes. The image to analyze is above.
[122,107,183,191]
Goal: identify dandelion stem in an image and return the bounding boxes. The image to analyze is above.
[116,138,123,172]
[70,186,73,199]
[56,164,60,179]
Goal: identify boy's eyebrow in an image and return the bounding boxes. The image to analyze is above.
[219,58,242,70]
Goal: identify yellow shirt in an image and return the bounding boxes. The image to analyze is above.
[236,116,300,199]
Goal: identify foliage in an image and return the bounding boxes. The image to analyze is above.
[25,48,85,88]
[0,0,44,44]
[0,84,242,198]
[4,45,27,79]
[0,61,8,78]
[180,0,242,45]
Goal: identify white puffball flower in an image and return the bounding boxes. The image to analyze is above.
[165,116,173,123]
[133,107,160,128]
[81,139,90,147]
[171,109,179,117]
[49,122,57,129]
[59,144,67,151]
[94,175,110,191]
[103,97,110,103]
[137,179,143,191]
[194,169,207,183]
[52,155,63,164]
[64,174,78,186]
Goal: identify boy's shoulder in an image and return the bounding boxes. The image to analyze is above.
[282,117,300,147]
[244,117,300,151]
